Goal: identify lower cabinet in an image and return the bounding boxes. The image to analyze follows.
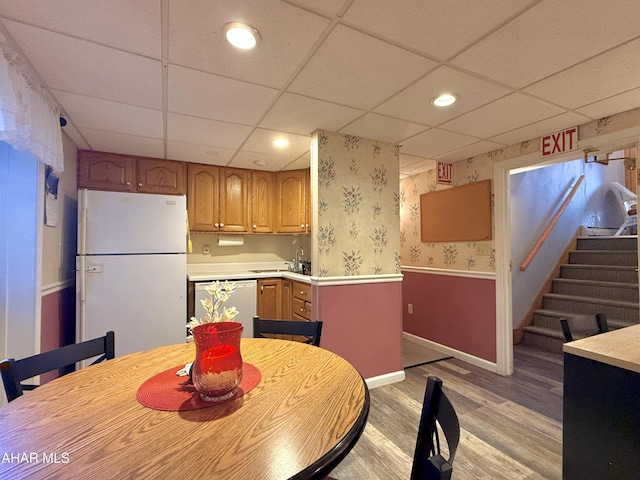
[257,278,311,342]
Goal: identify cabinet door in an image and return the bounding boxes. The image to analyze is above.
[77,151,134,192]
[281,279,292,321]
[187,164,219,232]
[276,170,307,233]
[257,279,288,339]
[251,170,275,233]
[219,168,250,232]
[136,157,186,195]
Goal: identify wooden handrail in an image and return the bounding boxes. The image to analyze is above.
[520,175,585,272]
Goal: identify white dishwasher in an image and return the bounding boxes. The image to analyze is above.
[194,280,257,338]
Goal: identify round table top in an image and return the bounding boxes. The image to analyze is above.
[0,338,369,479]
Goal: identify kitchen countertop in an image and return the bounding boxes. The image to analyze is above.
[187,262,312,283]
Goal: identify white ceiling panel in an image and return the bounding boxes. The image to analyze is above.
[168,0,330,87]
[167,113,252,149]
[230,150,297,171]
[81,129,164,158]
[166,141,236,167]
[451,0,640,89]
[400,128,480,158]
[288,25,438,109]
[53,90,163,139]
[342,0,534,59]
[524,37,640,110]
[168,65,279,125]
[259,93,364,135]
[0,0,161,58]
[340,113,427,144]
[241,128,311,158]
[440,93,565,139]
[375,66,511,126]
[2,0,640,179]
[3,20,162,109]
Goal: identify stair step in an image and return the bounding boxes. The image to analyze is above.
[531,308,636,331]
[521,326,565,353]
[541,293,639,323]
[560,264,638,284]
[552,278,639,302]
[576,236,638,251]
[568,250,638,266]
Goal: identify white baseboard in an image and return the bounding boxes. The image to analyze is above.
[365,370,405,389]
[403,331,498,374]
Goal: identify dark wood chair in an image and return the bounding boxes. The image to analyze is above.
[252,316,323,347]
[560,313,609,342]
[1,331,115,402]
[411,376,460,480]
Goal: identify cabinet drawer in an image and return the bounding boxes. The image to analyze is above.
[292,297,311,321]
[293,281,311,301]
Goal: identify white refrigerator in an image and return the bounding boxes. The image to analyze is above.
[76,189,187,357]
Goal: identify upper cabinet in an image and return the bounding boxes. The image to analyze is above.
[276,170,310,233]
[251,170,275,233]
[188,164,250,233]
[77,150,186,195]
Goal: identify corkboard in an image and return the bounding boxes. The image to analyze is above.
[420,179,492,242]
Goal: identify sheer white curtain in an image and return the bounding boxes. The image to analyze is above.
[0,32,63,172]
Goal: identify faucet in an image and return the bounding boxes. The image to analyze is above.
[294,245,304,273]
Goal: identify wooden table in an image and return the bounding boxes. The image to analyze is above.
[563,324,640,479]
[0,339,369,479]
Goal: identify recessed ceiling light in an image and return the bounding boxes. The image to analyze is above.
[223,22,260,50]
[431,93,459,107]
[272,139,289,148]
[253,160,267,166]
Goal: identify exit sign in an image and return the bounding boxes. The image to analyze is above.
[437,161,453,185]
[541,126,578,157]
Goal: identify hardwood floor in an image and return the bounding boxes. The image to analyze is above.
[330,345,564,479]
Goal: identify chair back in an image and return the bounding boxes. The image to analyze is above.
[1,331,115,402]
[560,313,609,342]
[411,376,460,480]
[252,316,323,346]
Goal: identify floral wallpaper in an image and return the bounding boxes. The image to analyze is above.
[400,158,496,272]
[313,130,400,277]
[399,106,640,273]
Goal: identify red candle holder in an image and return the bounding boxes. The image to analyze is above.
[191,322,243,402]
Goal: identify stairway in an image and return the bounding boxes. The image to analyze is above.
[522,236,639,353]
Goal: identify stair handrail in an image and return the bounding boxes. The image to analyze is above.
[520,175,585,272]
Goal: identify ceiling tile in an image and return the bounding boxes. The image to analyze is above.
[166,141,236,166]
[53,90,163,139]
[0,0,161,58]
[435,140,507,161]
[286,0,348,16]
[375,66,511,126]
[259,93,364,135]
[3,20,162,109]
[489,112,590,146]
[80,129,164,158]
[400,128,480,158]
[61,125,90,151]
[451,0,640,88]
[576,88,640,120]
[168,0,330,87]
[241,128,310,157]
[167,113,252,149]
[342,0,533,59]
[339,113,427,144]
[440,93,565,139]
[283,152,311,171]
[288,25,437,109]
[524,37,640,110]
[230,150,297,171]
[168,65,279,125]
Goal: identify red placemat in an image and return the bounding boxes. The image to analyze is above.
[136,363,261,411]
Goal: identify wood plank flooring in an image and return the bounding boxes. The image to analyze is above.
[330,345,564,479]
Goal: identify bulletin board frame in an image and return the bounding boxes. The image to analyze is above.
[420,179,492,242]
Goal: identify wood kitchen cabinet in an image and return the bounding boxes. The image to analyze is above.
[187,163,250,233]
[251,170,275,233]
[292,280,312,321]
[77,150,186,195]
[276,169,310,233]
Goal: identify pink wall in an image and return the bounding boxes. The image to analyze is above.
[402,271,496,362]
[40,285,76,382]
[315,281,403,379]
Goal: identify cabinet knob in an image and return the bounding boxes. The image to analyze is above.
[138,182,143,187]
[299,291,306,296]
[214,223,219,228]
[126,181,131,186]
[253,224,257,229]
[220,223,224,228]
[300,224,305,229]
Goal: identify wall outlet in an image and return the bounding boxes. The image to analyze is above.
[408,303,413,314]
[475,243,492,256]
[202,244,211,255]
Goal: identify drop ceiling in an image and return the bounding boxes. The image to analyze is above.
[1,0,639,178]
